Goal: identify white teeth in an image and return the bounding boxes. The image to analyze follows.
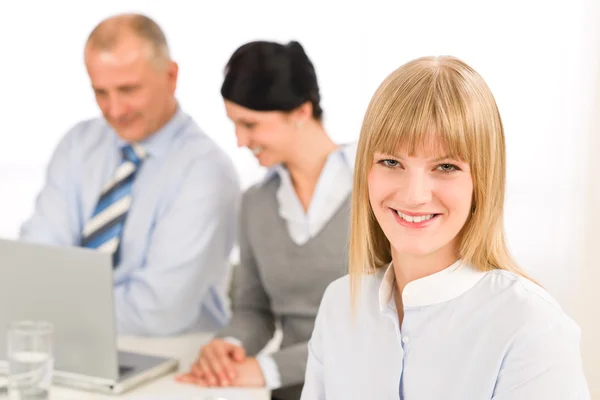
[251,147,263,155]
[396,210,435,223]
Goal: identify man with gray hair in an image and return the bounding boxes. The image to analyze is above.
[20,13,241,336]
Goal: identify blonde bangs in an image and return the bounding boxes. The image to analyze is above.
[364,62,478,165]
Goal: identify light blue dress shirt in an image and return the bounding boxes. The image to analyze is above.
[20,107,241,336]
[301,260,590,399]
[226,142,357,390]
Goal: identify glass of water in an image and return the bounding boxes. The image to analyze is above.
[7,321,53,400]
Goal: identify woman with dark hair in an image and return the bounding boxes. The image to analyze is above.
[177,40,356,400]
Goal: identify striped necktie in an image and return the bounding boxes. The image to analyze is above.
[81,144,146,267]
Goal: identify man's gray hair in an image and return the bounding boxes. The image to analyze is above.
[86,13,171,68]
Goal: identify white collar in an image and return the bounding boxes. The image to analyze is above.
[378,259,488,312]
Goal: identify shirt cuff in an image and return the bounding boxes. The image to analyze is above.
[223,336,243,346]
[256,354,282,390]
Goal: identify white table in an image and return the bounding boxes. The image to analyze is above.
[2,334,270,400]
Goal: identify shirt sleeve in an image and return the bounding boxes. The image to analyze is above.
[492,316,590,399]
[256,354,282,390]
[113,155,241,335]
[19,123,85,246]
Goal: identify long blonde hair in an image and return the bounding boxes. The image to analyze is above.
[350,56,534,304]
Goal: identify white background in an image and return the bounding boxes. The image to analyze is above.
[1,0,599,394]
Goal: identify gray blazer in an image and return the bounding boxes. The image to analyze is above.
[217,177,350,400]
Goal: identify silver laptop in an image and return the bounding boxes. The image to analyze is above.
[0,239,178,394]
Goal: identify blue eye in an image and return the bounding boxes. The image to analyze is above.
[379,159,399,168]
[437,163,459,173]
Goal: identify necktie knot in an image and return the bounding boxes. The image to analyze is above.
[122,144,146,166]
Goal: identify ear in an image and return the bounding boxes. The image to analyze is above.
[290,101,313,124]
[167,61,179,94]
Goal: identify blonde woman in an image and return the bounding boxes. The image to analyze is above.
[300,56,589,399]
